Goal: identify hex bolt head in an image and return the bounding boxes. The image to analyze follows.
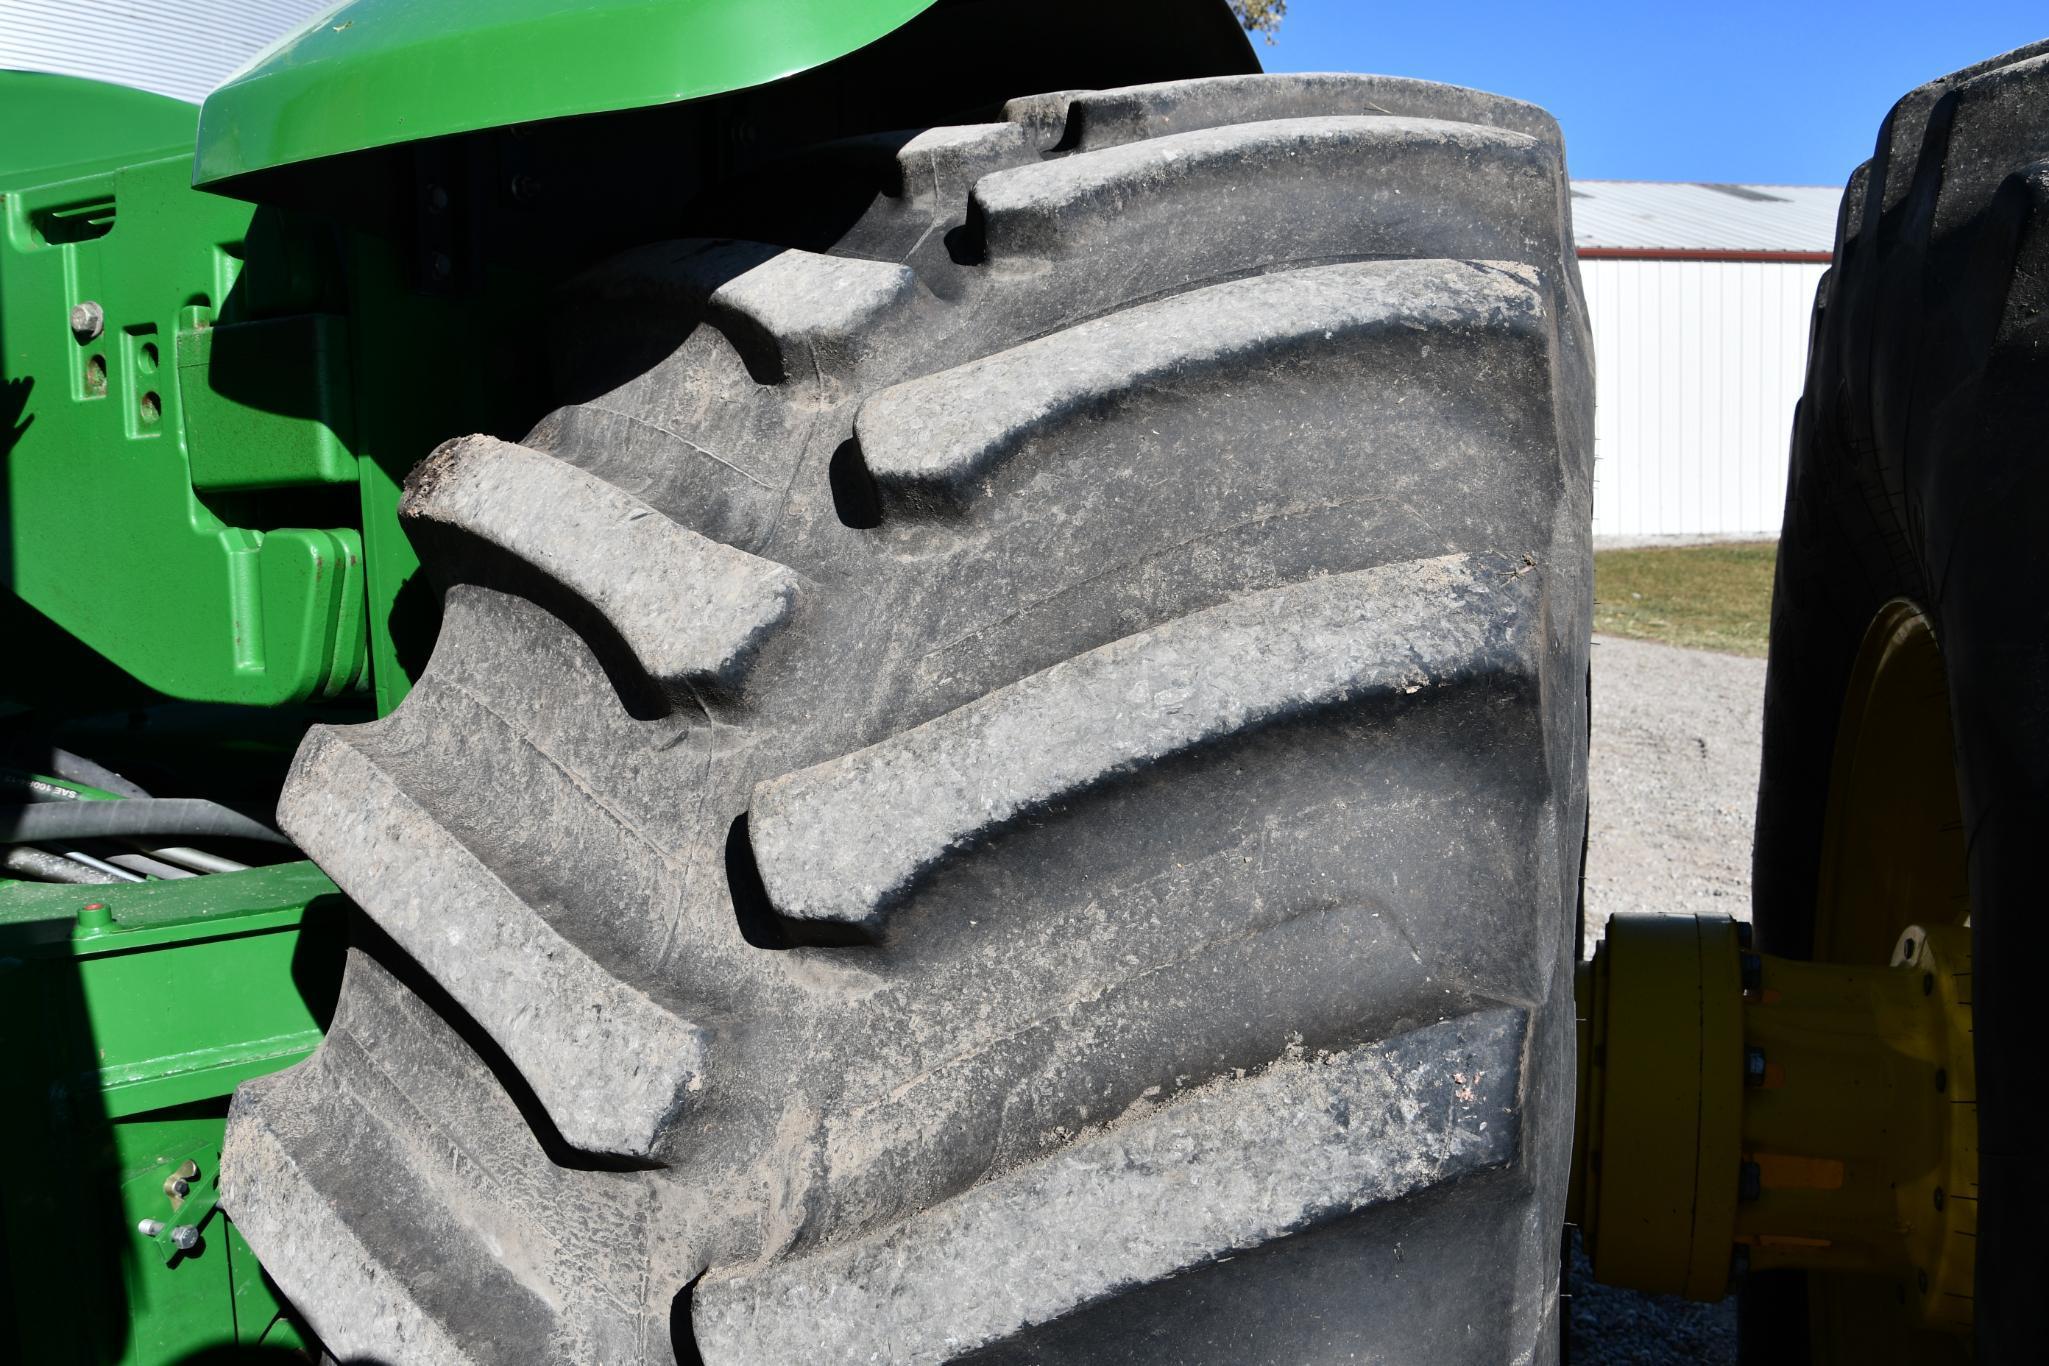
[135,1218,164,1237]
[1744,1047,1768,1087]
[69,300,104,342]
[170,1225,200,1252]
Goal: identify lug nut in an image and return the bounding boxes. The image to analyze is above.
[170,1225,200,1252]
[136,1218,164,1237]
[1739,1161,1762,1202]
[69,300,104,342]
[1744,1047,1768,1087]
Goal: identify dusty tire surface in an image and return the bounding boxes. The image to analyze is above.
[223,72,1593,1363]
[1749,39,2049,1366]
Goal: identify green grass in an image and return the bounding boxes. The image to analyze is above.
[1593,540,1779,657]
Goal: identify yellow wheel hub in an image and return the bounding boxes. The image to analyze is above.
[1572,601,1977,1354]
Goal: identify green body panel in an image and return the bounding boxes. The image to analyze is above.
[0,859,343,1363]
[2,79,371,705]
[196,0,940,187]
[0,73,195,187]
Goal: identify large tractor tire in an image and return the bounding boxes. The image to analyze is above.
[1748,39,2049,1366]
[222,70,1593,1363]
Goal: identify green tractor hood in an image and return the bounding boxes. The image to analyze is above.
[195,0,941,190]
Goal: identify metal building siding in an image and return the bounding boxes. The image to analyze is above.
[0,2,337,104]
[1585,257,1827,538]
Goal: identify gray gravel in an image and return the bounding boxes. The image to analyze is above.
[1583,633,1767,952]
[1571,633,1767,1363]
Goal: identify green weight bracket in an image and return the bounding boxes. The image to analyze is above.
[3,75,369,705]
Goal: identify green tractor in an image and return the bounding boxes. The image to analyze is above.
[1,3,2040,1361]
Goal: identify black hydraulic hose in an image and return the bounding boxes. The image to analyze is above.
[0,745,151,799]
[0,798,288,846]
[45,747,151,799]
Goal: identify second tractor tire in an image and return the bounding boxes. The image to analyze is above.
[1750,38,2049,1366]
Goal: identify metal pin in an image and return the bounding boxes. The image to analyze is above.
[136,1219,164,1237]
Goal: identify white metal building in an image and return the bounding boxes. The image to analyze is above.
[1574,180,1841,539]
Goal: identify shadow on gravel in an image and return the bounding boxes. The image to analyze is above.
[1568,1228,1736,1365]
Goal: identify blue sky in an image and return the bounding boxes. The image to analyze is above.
[1258,2,2046,186]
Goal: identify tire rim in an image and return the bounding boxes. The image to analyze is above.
[1805,599,1972,1364]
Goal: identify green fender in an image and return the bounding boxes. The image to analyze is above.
[195,0,943,188]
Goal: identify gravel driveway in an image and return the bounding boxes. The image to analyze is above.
[1570,633,1769,1363]
[1584,633,1767,948]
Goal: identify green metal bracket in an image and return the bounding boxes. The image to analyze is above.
[3,73,370,706]
[178,310,358,491]
[0,860,342,1363]
[2,861,342,1114]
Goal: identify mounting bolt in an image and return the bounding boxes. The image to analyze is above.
[135,1219,164,1237]
[170,1225,200,1252]
[1740,953,1763,993]
[1744,1047,1768,1087]
[1739,1161,1762,1202]
[163,1176,190,1199]
[69,300,104,342]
